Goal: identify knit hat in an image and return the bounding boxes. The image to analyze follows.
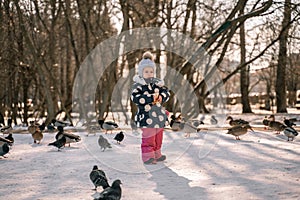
[138,51,156,77]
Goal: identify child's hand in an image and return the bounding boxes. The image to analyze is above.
[156,95,162,103]
[153,94,162,105]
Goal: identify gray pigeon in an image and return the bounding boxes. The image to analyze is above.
[210,115,218,125]
[94,179,122,200]
[89,165,109,190]
[98,120,118,134]
[98,135,112,151]
[283,127,298,141]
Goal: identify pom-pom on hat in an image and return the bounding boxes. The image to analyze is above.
[138,51,156,77]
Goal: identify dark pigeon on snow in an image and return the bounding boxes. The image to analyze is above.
[4,134,14,145]
[0,136,12,157]
[0,142,10,157]
[114,131,124,144]
[89,165,110,191]
[93,179,122,200]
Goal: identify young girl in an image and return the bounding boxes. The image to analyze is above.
[131,51,170,164]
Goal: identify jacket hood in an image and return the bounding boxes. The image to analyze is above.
[133,75,164,87]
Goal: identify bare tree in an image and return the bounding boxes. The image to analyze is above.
[239,0,252,113]
[276,0,291,113]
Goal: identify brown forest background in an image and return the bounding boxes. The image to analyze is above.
[0,0,299,126]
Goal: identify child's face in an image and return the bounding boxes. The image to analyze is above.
[143,67,154,79]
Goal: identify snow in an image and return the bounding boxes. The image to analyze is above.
[1,113,300,200]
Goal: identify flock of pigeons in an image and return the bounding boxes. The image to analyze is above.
[0,113,299,199]
[0,117,124,199]
[0,118,124,157]
[1,113,298,158]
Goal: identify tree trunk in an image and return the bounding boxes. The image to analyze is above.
[239,3,252,113]
[276,0,291,113]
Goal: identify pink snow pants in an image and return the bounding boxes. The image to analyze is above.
[141,128,164,162]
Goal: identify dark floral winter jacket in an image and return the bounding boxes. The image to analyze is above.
[131,75,170,128]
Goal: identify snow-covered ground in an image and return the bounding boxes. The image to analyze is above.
[1,112,300,200]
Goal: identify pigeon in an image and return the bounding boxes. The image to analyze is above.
[114,131,124,144]
[98,135,112,151]
[283,117,296,127]
[94,179,122,200]
[98,120,118,134]
[55,126,81,147]
[226,124,254,140]
[4,134,14,145]
[226,116,249,126]
[1,118,12,134]
[89,165,110,190]
[0,141,10,158]
[190,119,204,127]
[32,129,43,144]
[48,136,66,150]
[170,119,181,131]
[0,136,13,145]
[85,121,101,136]
[51,119,70,127]
[170,114,183,131]
[210,115,218,125]
[283,127,298,141]
[0,136,12,157]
